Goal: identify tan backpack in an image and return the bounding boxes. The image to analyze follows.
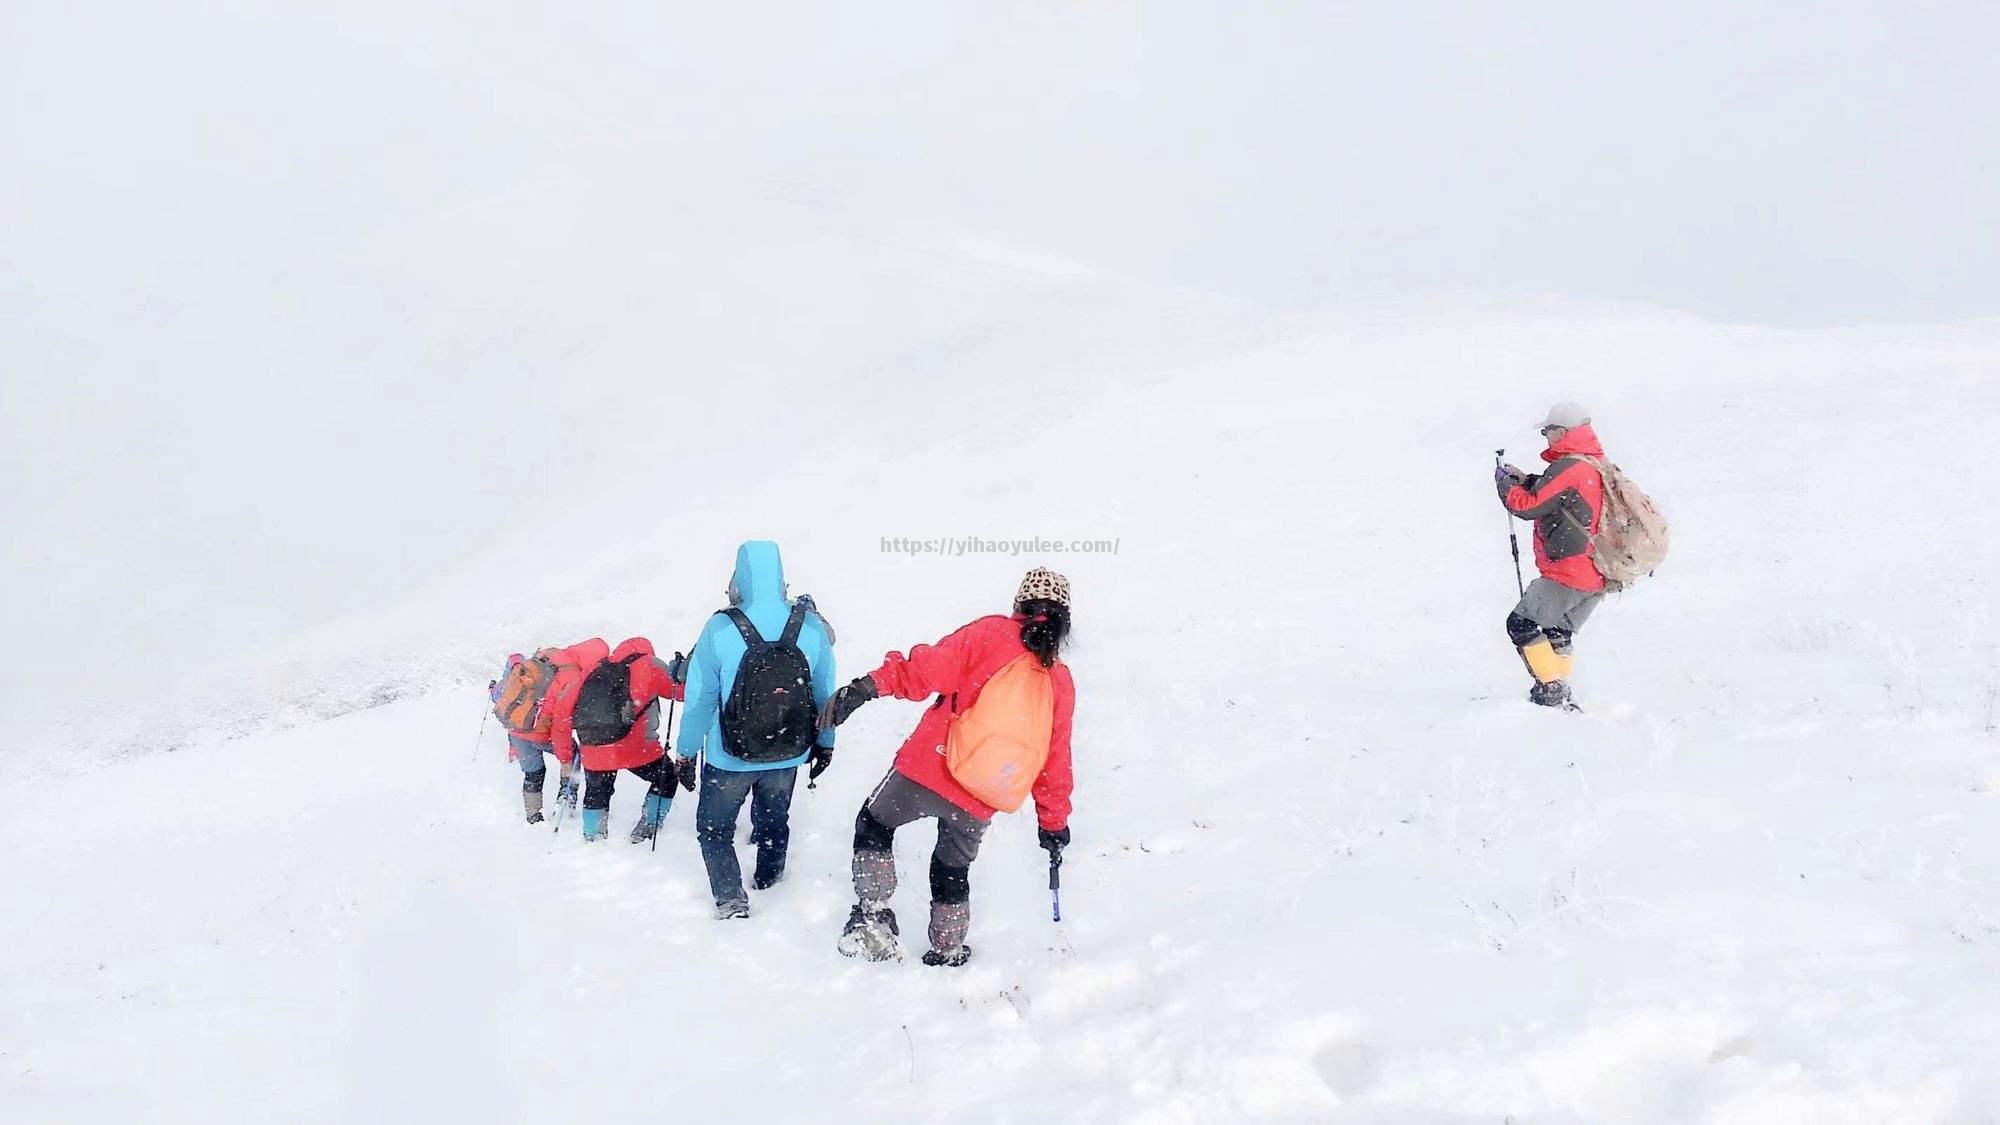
[1576,455,1669,591]
[945,653,1056,812]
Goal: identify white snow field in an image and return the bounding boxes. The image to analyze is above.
[9,5,2000,1123]
[8,297,2000,1122]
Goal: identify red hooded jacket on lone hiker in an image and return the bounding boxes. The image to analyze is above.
[546,637,683,772]
[866,614,1075,831]
[1502,424,1608,593]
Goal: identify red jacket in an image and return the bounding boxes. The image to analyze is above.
[1502,424,1607,593]
[546,637,684,771]
[506,638,607,746]
[868,614,1075,831]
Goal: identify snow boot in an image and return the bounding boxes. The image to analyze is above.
[522,769,548,824]
[837,904,903,962]
[580,808,608,842]
[751,853,786,891]
[715,899,750,921]
[1528,680,1578,710]
[629,792,668,844]
[921,945,973,968]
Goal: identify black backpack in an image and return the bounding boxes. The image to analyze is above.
[719,603,817,764]
[572,653,646,746]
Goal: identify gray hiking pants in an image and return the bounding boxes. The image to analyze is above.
[851,770,989,950]
[1507,578,1603,651]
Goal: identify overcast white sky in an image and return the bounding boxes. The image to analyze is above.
[3,1,1995,709]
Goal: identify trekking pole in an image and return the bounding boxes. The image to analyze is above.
[653,697,676,854]
[1049,853,1063,922]
[468,709,490,764]
[1496,449,1526,596]
[551,753,577,836]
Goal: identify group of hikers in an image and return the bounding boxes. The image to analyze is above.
[489,542,1076,968]
[481,401,1662,965]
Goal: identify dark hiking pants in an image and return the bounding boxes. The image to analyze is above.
[851,770,990,951]
[582,757,674,811]
[695,764,798,908]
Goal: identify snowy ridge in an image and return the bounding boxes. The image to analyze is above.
[10,298,2000,1121]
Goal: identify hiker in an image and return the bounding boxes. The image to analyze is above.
[671,541,838,919]
[1496,401,1608,709]
[819,567,1075,967]
[492,640,606,823]
[544,637,684,842]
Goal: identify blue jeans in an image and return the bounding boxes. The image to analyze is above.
[510,735,550,778]
[695,765,798,906]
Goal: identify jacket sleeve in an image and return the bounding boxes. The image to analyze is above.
[634,656,683,706]
[1503,460,1586,520]
[1031,662,1075,831]
[675,619,723,759]
[810,614,837,749]
[545,677,577,766]
[868,619,985,702]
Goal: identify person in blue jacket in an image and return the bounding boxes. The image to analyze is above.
[673,540,838,919]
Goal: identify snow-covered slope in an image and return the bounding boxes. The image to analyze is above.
[9,5,2000,1121]
[9,300,2000,1122]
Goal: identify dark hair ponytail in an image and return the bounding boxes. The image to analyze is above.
[1016,598,1071,668]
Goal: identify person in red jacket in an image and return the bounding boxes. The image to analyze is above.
[497,641,603,824]
[817,568,1076,967]
[1496,401,1609,709]
[545,636,686,842]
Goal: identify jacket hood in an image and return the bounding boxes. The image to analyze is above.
[1542,423,1604,463]
[564,637,611,667]
[727,540,787,606]
[611,637,655,662]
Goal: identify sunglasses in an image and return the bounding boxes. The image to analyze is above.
[1540,424,1567,437]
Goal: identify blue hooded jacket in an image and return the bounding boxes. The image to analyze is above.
[675,540,836,771]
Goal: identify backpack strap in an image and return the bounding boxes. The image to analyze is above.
[779,601,809,647]
[721,608,764,647]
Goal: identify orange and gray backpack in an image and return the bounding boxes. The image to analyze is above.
[494,652,558,736]
[945,653,1057,812]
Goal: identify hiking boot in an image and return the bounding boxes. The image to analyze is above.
[523,788,545,824]
[751,858,786,891]
[1528,680,1574,709]
[715,900,751,921]
[837,904,902,961]
[920,945,973,968]
[628,792,668,844]
[580,808,608,842]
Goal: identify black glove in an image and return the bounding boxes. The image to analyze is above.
[807,744,834,781]
[1038,826,1070,857]
[673,754,700,793]
[817,676,878,731]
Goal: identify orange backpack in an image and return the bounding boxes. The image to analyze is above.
[945,653,1056,812]
[494,654,557,736]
